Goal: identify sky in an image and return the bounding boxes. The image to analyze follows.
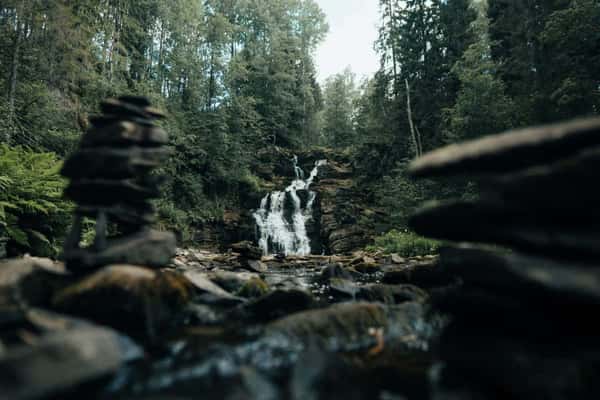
[314,0,380,82]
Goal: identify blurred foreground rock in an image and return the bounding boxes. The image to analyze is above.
[409,116,600,400]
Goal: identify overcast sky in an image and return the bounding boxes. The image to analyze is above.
[314,0,380,82]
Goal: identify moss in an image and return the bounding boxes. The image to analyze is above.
[366,230,440,257]
[236,277,270,298]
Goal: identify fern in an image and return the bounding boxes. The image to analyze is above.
[0,144,72,256]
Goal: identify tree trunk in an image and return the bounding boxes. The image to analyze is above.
[6,0,25,143]
[405,79,422,158]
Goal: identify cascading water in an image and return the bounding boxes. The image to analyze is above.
[254,156,327,256]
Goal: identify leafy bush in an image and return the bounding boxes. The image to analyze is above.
[367,229,440,257]
[0,144,72,257]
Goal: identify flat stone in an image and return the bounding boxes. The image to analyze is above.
[490,146,600,210]
[77,203,156,225]
[243,259,268,273]
[64,229,176,271]
[61,147,170,179]
[64,178,161,205]
[410,117,600,177]
[410,201,600,261]
[100,98,166,120]
[439,245,600,304]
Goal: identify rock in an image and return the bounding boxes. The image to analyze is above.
[53,265,192,337]
[409,117,600,400]
[62,96,175,272]
[236,277,270,299]
[439,245,600,305]
[268,302,388,343]
[242,259,268,273]
[383,260,454,289]
[0,257,70,314]
[357,284,428,304]
[391,254,407,264]
[354,262,380,274]
[208,270,260,293]
[231,289,317,323]
[0,321,141,399]
[64,229,177,272]
[231,241,263,260]
[319,263,355,282]
[182,270,244,305]
[329,278,359,298]
[410,116,600,177]
[410,200,600,261]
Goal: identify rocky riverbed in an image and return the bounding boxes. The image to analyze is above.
[0,246,447,399]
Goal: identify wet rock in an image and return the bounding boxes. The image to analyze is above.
[231,241,263,260]
[53,265,192,337]
[329,278,359,298]
[0,319,141,399]
[410,116,600,177]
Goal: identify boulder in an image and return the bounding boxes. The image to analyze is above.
[231,241,263,260]
[182,270,244,305]
[0,257,70,315]
[53,265,192,337]
[0,315,141,400]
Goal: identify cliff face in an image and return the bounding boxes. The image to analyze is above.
[192,147,385,255]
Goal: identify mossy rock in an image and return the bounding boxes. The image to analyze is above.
[236,277,270,299]
[53,265,193,338]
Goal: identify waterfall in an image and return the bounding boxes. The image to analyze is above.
[254,157,327,256]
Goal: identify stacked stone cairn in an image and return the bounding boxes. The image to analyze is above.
[407,117,600,399]
[61,96,176,272]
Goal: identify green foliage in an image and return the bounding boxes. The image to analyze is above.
[0,144,72,256]
[367,229,440,257]
[321,68,360,148]
[443,4,516,142]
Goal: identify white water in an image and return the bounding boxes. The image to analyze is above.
[253,157,327,256]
